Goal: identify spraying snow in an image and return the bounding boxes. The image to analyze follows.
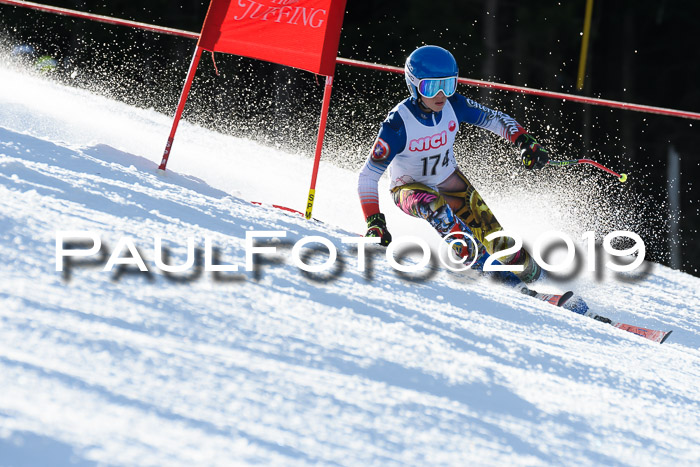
[1,66,699,466]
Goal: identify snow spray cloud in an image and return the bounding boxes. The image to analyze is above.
[56,230,646,282]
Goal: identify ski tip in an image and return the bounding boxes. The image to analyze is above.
[659,330,673,344]
[557,291,574,307]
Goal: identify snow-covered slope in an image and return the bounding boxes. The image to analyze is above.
[1,67,699,466]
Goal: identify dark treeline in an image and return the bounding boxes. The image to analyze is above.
[1,0,699,275]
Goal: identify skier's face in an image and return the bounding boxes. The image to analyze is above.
[421,91,447,112]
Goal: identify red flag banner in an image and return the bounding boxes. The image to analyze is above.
[198,0,347,76]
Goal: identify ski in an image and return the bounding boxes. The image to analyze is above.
[561,294,673,344]
[584,312,673,344]
[520,288,573,307]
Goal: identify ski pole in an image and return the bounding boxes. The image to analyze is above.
[547,159,627,183]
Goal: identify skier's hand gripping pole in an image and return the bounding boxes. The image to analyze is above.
[365,213,392,246]
[516,133,627,183]
[516,134,550,170]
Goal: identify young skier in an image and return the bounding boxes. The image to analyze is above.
[357,45,550,283]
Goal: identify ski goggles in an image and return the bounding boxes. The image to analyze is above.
[417,76,458,98]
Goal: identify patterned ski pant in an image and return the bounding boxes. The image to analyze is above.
[391,175,542,283]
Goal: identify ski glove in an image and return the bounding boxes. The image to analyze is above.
[365,213,392,246]
[517,133,550,170]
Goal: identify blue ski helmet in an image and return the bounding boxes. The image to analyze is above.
[405,45,459,99]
